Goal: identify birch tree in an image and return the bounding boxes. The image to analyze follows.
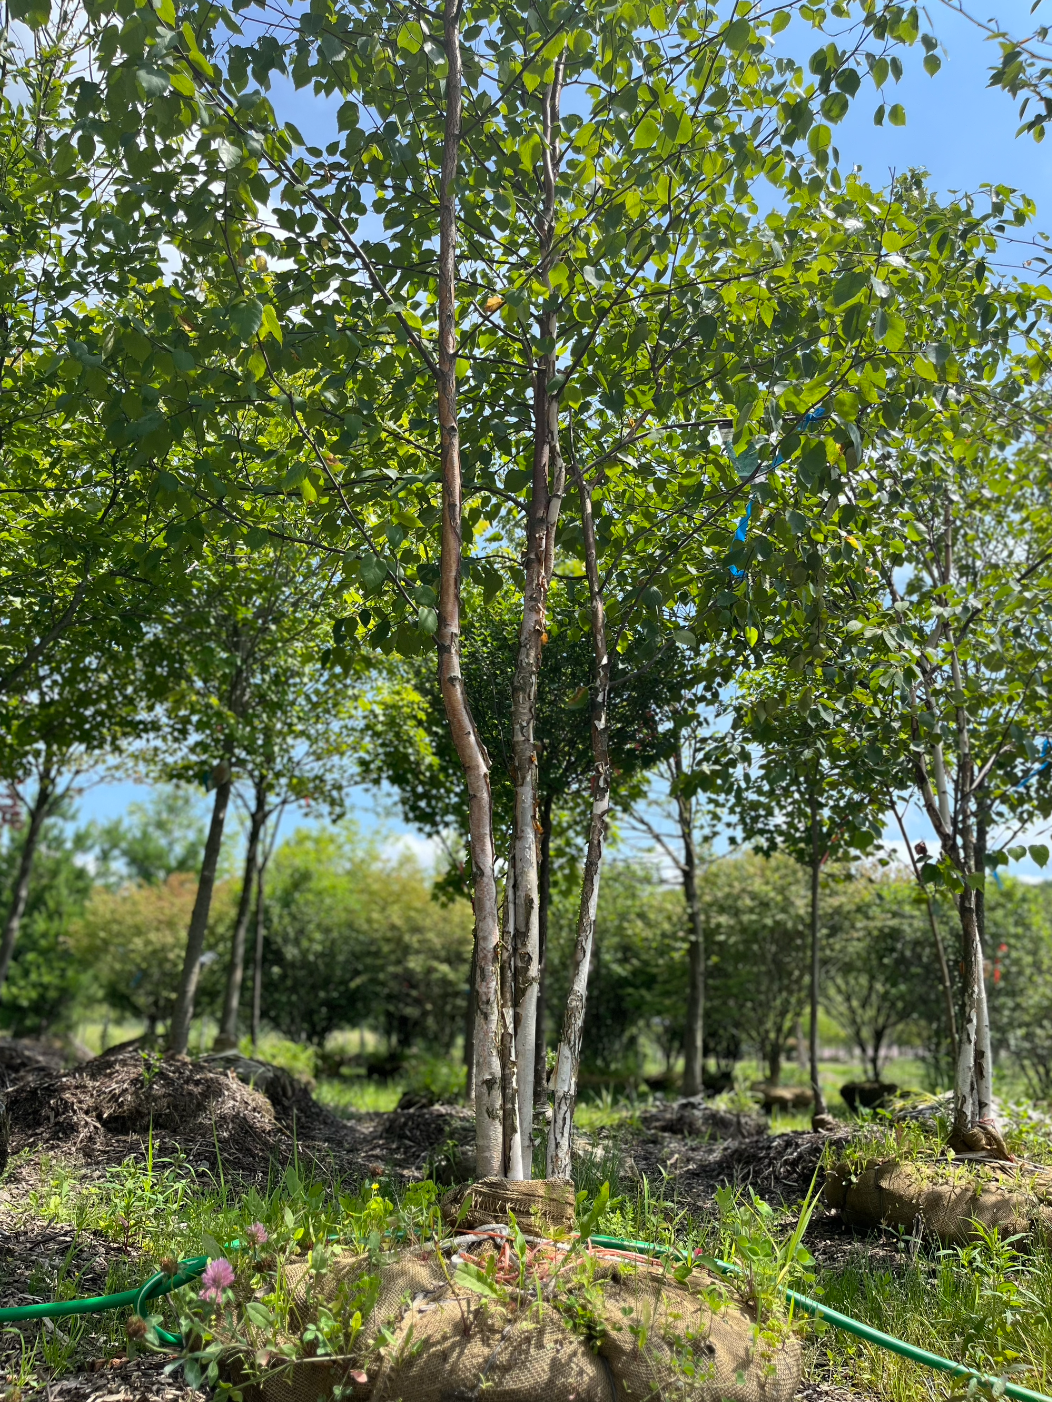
[81,0,952,1169]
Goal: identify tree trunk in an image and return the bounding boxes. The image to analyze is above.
[808,787,831,1126]
[0,767,55,995]
[509,67,566,1175]
[534,794,553,1114]
[168,773,232,1056]
[500,850,523,1177]
[547,458,611,1179]
[678,764,704,1097]
[251,855,266,1048]
[767,1045,782,1086]
[214,779,266,1051]
[973,806,995,1122]
[954,882,983,1130]
[434,0,503,1179]
[464,926,477,1105]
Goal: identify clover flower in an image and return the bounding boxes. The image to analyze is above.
[199,1257,235,1305]
[245,1222,269,1247]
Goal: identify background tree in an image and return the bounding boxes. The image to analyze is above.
[72,875,233,1039]
[131,543,347,1056]
[703,852,811,1086]
[625,694,725,1097]
[259,827,473,1051]
[87,786,208,888]
[0,817,92,1037]
[823,866,938,1083]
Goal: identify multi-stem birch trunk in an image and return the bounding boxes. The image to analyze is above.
[906,497,1001,1149]
[215,777,267,1051]
[508,61,566,1175]
[547,459,610,1179]
[434,0,503,1178]
[0,763,56,995]
[168,767,232,1056]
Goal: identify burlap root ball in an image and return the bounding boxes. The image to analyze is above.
[223,1243,802,1402]
[825,1156,1052,1244]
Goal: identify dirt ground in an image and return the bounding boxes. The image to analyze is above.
[0,1051,878,1401]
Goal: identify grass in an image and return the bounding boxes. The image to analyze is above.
[315,1076,406,1114]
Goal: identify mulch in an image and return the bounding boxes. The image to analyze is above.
[2,1049,476,1193]
[45,1355,201,1402]
[624,1122,853,1211]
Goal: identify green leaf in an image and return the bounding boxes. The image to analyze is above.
[821,92,849,123]
[454,1263,502,1299]
[10,0,49,28]
[1008,845,1027,862]
[216,139,241,170]
[1029,843,1049,869]
[417,605,438,634]
[137,65,170,96]
[633,116,660,149]
[723,18,751,49]
[154,0,176,23]
[923,53,941,77]
[578,1181,611,1239]
[245,1301,273,1327]
[888,104,906,127]
[831,269,868,307]
[876,308,906,350]
[260,304,283,345]
[359,555,387,593]
[228,299,263,342]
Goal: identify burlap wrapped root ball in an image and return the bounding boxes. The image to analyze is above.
[825,1156,1052,1244]
[222,1239,803,1402]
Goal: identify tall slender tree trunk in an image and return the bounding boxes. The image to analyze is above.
[0,766,55,996]
[547,458,610,1178]
[464,928,477,1104]
[534,794,553,1114]
[808,786,833,1129]
[251,858,266,1049]
[509,64,566,1176]
[677,762,705,1098]
[168,772,232,1056]
[499,850,522,1177]
[434,0,503,1179]
[214,779,267,1051]
[973,805,995,1122]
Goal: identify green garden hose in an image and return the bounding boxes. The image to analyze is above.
[589,1236,1052,1402]
[0,1228,1048,1402]
[0,1256,208,1326]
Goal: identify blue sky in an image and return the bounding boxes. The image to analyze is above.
[72,2,1052,878]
